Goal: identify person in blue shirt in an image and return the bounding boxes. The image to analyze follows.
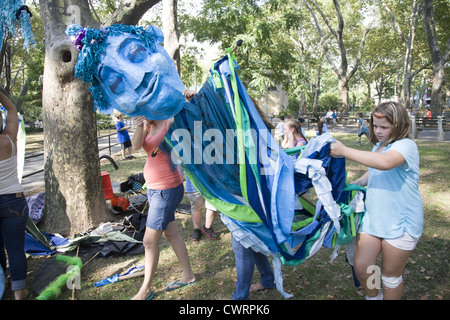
[114,111,134,160]
[330,101,423,300]
[356,112,369,145]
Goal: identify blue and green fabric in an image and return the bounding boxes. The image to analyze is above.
[164,52,365,296]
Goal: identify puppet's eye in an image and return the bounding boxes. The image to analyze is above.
[109,76,124,95]
[100,66,125,95]
[128,43,147,63]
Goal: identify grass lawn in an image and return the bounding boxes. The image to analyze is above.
[9,130,449,301]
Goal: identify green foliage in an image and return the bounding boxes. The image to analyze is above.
[181,0,449,114]
[5,0,449,124]
[359,97,376,111]
[318,93,340,111]
[180,48,205,89]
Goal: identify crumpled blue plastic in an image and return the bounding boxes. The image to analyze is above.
[93,274,120,287]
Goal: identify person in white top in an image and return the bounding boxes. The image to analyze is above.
[275,116,285,143]
[0,92,29,300]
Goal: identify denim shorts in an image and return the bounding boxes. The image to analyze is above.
[146,184,184,230]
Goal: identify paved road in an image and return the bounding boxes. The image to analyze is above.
[21,134,125,194]
[20,125,449,195]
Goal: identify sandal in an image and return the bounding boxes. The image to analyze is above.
[166,279,197,291]
[130,290,154,300]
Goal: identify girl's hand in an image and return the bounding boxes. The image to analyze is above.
[286,130,294,143]
[183,89,196,101]
[132,116,146,127]
[329,140,346,157]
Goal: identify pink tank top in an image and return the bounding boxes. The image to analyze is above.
[143,121,182,190]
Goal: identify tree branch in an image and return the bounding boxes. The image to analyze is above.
[379,0,407,44]
[333,0,347,72]
[303,0,336,75]
[411,60,432,78]
[309,0,337,39]
[105,0,161,26]
[348,22,372,79]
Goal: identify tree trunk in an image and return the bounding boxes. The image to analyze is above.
[338,78,349,113]
[401,72,413,109]
[306,0,370,114]
[162,0,181,72]
[38,0,110,235]
[313,64,321,114]
[422,0,449,115]
[298,93,306,115]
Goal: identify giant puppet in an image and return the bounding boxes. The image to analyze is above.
[66,24,366,297]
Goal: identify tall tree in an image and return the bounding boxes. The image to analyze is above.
[379,0,423,109]
[38,0,160,235]
[422,0,450,114]
[304,0,372,113]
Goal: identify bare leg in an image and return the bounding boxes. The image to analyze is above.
[14,288,29,300]
[380,240,412,300]
[163,221,196,285]
[131,227,162,300]
[354,233,382,298]
[191,208,202,229]
[205,209,218,229]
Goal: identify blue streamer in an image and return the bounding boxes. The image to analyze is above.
[0,1,35,52]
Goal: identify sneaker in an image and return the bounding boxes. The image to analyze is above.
[202,226,218,240]
[191,228,202,241]
[356,142,361,145]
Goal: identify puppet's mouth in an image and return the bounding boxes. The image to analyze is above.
[136,73,157,106]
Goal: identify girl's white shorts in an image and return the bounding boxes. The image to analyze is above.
[385,232,420,251]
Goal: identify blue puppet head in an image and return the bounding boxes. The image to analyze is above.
[66,24,186,120]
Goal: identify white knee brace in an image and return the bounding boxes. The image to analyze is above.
[381,274,403,289]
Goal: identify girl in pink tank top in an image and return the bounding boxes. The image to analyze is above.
[130,115,196,300]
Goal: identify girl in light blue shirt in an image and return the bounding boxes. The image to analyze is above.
[330,101,423,300]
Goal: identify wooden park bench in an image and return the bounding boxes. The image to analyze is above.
[410,116,449,141]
